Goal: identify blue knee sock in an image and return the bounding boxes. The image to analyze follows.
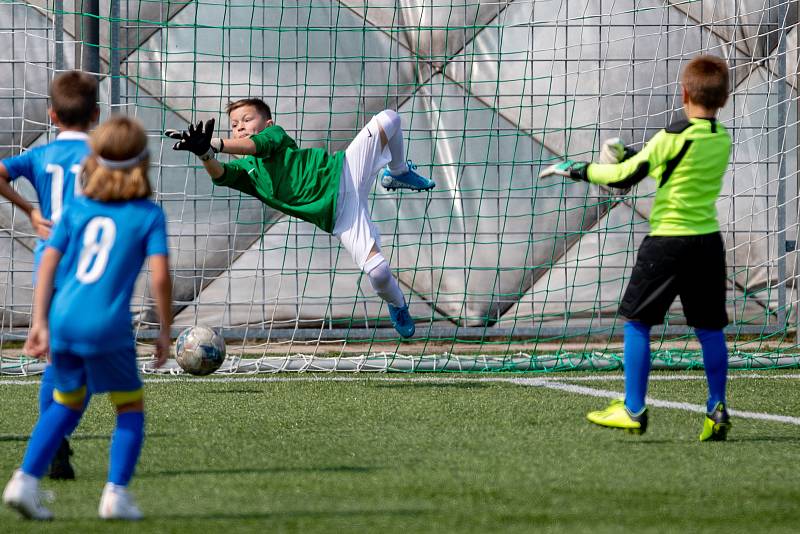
[695,328,728,412]
[21,403,82,478]
[38,365,56,415]
[39,367,87,439]
[624,321,652,414]
[108,411,144,486]
[62,393,90,438]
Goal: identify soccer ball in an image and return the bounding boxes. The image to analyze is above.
[174,326,226,376]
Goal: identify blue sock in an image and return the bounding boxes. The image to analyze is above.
[38,365,56,415]
[695,328,728,413]
[21,402,82,478]
[39,366,88,438]
[108,411,144,486]
[63,393,91,437]
[623,321,652,414]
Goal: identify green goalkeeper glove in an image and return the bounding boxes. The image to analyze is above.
[538,159,589,182]
[164,118,224,161]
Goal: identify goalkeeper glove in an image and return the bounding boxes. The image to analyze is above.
[538,159,589,182]
[164,118,224,161]
[598,137,637,164]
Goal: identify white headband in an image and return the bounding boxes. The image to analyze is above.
[96,147,149,170]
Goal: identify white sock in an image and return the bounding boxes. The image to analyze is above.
[375,110,408,176]
[364,253,406,308]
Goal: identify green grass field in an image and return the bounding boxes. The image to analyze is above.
[1,370,799,533]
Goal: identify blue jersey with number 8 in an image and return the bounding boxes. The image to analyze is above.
[47,196,168,356]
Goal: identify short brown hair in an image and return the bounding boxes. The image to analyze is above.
[681,55,730,109]
[82,116,152,202]
[50,71,98,128]
[225,98,272,120]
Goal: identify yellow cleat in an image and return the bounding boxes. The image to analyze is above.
[699,402,731,442]
[587,399,648,435]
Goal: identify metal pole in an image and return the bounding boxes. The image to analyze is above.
[110,0,120,109]
[795,0,800,342]
[776,0,788,331]
[54,0,64,72]
[77,0,100,75]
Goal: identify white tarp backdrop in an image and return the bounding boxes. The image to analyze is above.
[0,1,797,338]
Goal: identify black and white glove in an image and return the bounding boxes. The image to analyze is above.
[598,137,637,164]
[164,118,224,161]
[538,159,589,182]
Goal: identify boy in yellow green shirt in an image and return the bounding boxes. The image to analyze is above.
[541,55,733,440]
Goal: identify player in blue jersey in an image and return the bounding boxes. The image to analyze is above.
[0,71,99,480]
[2,116,172,521]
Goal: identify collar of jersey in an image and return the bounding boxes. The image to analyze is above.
[689,117,717,124]
[56,131,90,141]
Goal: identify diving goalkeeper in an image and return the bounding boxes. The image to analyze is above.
[165,100,434,337]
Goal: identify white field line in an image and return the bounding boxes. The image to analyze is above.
[2,373,799,425]
[2,372,800,386]
[511,378,800,426]
[5,371,800,385]
[149,372,800,383]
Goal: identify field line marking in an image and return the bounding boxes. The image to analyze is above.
[511,378,800,425]
[2,374,799,425]
[1,372,800,386]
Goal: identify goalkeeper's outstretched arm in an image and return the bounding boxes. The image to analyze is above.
[164,118,258,179]
[587,149,651,189]
[539,130,676,190]
[217,137,256,156]
[586,131,672,189]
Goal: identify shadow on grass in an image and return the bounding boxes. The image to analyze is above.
[0,432,173,442]
[724,436,800,444]
[370,381,492,390]
[616,435,800,445]
[201,389,264,394]
[140,465,377,478]
[156,508,422,521]
[619,439,691,445]
[0,435,32,442]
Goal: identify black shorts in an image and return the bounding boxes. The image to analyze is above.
[619,233,729,329]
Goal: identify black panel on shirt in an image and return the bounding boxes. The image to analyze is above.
[606,161,650,190]
[665,119,692,134]
[659,140,693,188]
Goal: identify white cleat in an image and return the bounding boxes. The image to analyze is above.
[2,469,54,520]
[98,482,143,520]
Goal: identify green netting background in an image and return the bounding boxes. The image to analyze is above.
[0,1,798,372]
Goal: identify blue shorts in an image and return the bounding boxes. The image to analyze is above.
[51,348,142,396]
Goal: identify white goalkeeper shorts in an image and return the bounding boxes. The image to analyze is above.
[333,116,392,270]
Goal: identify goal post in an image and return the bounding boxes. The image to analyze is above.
[0,1,798,373]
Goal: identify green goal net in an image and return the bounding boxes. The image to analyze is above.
[0,1,798,372]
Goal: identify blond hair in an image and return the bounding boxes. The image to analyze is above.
[83,116,152,202]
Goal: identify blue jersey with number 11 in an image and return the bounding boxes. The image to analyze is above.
[47,196,168,356]
[1,131,90,266]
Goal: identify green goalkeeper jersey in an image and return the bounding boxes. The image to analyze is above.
[587,117,731,236]
[213,125,344,233]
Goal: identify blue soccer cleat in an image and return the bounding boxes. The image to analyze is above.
[380,160,435,192]
[388,304,415,338]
